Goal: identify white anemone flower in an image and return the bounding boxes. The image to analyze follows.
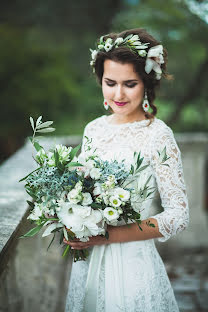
[27,203,43,221]
[109,196,122,208]
[93,182,102,196]
[103,207,119,222]
[90,167,101,180]
[67,188,82,204]
[75,181,82,191]
[82,192,93,206]
[71,204,92,218]
[104,43,113,52]
[114,187,130,202]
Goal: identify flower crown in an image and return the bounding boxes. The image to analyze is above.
[90,34,164,80]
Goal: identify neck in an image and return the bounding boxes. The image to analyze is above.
[110,111,147,125]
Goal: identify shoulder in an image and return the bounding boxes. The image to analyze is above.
[151,117,173,134]
[150,118,180,154]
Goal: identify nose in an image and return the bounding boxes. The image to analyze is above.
[114,84,125,101]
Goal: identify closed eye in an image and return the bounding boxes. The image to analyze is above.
[106,82,137,88]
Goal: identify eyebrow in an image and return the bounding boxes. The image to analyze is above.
[104,78,139,83]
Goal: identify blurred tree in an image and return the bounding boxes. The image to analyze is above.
[112,0,208,130]
[0,0,123,162]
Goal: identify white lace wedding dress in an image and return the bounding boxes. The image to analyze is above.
[65,115,189,312]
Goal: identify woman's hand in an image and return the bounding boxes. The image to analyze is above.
[63,233,111,250]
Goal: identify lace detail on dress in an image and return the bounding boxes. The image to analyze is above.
[81,114,189,242]
[65,114,189,312]
[149,125,189,242]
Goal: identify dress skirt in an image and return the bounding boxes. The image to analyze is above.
[65,239,179,312]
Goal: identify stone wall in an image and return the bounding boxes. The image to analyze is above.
[0,133,208,312]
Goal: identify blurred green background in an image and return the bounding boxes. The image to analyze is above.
[0,0,207,163]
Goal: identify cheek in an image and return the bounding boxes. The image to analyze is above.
[130,87,144,101]
[102,85,113,99]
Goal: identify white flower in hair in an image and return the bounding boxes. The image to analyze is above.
[115,37,124,45]
[90,49,98,60]
[104,42,113,52]
[145,45,164,80]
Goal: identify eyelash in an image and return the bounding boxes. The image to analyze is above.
[106,82,137,88]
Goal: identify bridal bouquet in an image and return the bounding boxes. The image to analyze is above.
[20,116,170,262]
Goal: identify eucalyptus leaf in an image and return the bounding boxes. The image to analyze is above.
[29,117,34,131]
[36,127,55,133]
[36,116,42,126]
[135,164,149,173]
[63,227,69,240]
[19,224,43,238]
[59,229,64,245]
[47,233,56,251]
[27,200,35,208]
[36,121,54,129]
[62,245,70,257]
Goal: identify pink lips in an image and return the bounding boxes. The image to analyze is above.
[114,101,128,106]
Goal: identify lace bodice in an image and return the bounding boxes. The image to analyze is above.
[81,115,189,242]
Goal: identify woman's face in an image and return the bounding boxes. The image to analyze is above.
[102,59,145,120]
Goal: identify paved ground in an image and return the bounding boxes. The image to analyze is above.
[163,247,208,312]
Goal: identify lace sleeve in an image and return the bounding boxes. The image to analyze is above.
[150,126,189,242]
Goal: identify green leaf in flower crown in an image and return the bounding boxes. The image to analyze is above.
[19,224,43,238]
[29,117,35,131]
[36,127,55,133]
[36,121,54,129]
[123,34,133,42]
[70,143,81,161]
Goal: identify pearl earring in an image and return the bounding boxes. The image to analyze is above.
[142,90,149,112]
[103,99,109,110]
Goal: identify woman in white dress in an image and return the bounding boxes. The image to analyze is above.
[64,28,189,312]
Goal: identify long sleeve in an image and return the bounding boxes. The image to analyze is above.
[150,126,189,242]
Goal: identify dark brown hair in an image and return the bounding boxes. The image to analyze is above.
[93,28,173,124]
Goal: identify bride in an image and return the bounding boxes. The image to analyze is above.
[64,28,189,312]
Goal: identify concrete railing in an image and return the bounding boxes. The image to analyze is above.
[0,133,208,312]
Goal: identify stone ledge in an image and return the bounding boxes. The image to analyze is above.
[0,136,81,273]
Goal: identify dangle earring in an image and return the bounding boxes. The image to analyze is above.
[142,90,150,112]
[103,99,109,110]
